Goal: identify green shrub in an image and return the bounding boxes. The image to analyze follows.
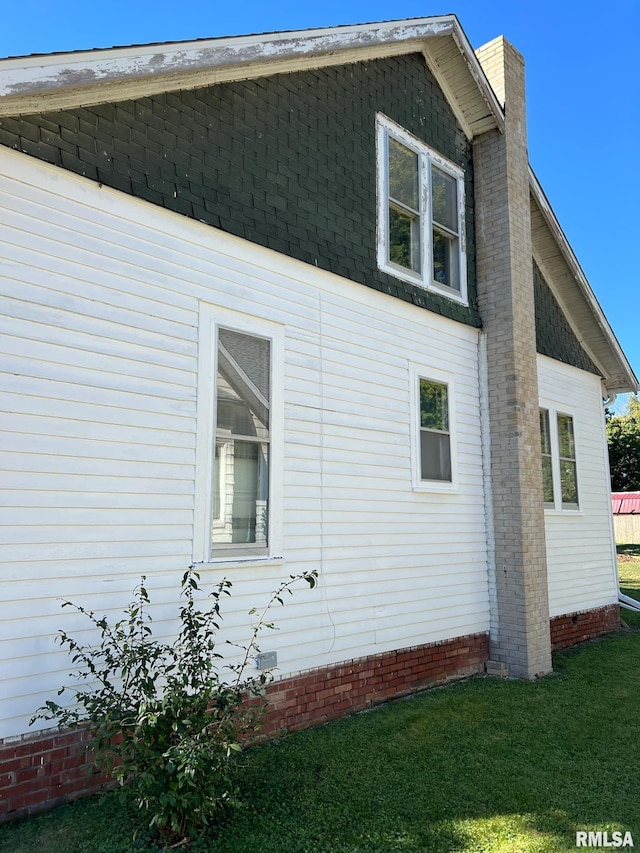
[32,568,316,845]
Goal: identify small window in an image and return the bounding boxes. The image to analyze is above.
[377,114,467,303]
[539,406,579,512]
[539,409,554,505]
[557,413,579,510]
[419,378,451,482]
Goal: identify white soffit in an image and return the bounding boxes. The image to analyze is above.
[0,16,503,136]
[530,169,638,395]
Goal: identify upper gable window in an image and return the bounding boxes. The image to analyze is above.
[376,114,467,304]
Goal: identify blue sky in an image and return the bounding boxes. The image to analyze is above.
[2,1,639,408]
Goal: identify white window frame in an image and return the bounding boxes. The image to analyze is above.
[410,363,458,492]
[193,303,284,564]
[539,405,581,514]
[376,113,468,305]
[539,408,555,508]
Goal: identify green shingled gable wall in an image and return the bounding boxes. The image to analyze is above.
[533,262,598,374]
[0,53,478,327]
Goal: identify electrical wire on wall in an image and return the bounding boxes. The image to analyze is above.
[318,291,337,653]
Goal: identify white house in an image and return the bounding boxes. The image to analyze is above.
[0,16,636,820]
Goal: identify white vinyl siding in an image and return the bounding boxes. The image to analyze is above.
[0,146,488,740]
[538,355,618,618]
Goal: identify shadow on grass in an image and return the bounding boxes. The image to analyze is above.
[617,543,640,557]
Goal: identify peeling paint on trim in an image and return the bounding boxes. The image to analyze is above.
[0,16,502,137]
[0,20,452,98]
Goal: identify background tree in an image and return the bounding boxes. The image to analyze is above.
[606,393,640,491]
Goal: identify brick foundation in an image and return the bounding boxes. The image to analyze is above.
[0,727,110,823]
[260,631,490,737]
[550,603,621,650]
[0,631,488,823]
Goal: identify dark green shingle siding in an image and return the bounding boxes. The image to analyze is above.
[0,54,478,326]
[534,263,598,374]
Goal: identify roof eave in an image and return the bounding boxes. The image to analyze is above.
[529,167,638,395]
[0,16,504,134]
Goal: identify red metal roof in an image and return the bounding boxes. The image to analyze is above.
[612,492,640,515]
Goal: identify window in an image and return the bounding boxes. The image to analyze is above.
[419,379,451,482]
[540,409,554,505]
[377,114,467,302]
[213,329,270,550]
[411,366,456,490]
[539,407,579,511]
[557,414,579,510]
[194,306,283,562]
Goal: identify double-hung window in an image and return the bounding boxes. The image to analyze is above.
[539,408,579,511]
[411,365,456,490]
[195,305,284,562]
[377,114,467,303]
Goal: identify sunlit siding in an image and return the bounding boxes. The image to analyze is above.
[537,355,618,617]
[0,147,489,739]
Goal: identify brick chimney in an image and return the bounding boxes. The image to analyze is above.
[473,37,552,678]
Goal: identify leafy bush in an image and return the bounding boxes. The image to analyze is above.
[32,568,317,845]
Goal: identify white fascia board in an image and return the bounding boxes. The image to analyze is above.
[529,166,638,395]
[0,15,503,132]
[450,24,505,135]
[0,18,454,109]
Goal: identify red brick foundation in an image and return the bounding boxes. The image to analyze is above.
[550,603,621,650]
[0,727,110,824]
[260,631,490,737]
[0,631,488,823]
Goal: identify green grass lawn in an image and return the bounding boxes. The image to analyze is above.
[3,555,640,853]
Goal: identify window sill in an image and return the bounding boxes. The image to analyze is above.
[195,556,285,570]
[543,508,583,516]
[379,261,468,306]
[412,480,458,494]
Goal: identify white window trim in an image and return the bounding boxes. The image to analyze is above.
[376,113,468,305]
[193,303,285,564]
[540,405,581,514]
[410,363,458,492]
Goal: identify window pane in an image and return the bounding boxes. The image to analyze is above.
[213,441,222,520]
[557,414,575,459]
[560,459,579,508]
[216,329,270,440]
[539,409,551,455]
[389,206,420,272]
[542,456,554,504]
[420,431,451,481]
[388,137,419,210]
[420,379,448,431]
[540,409,554,504]
[212,439,269,545]
[431,167,458,232]
[432,229,458,290]
[214,328,270,549]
